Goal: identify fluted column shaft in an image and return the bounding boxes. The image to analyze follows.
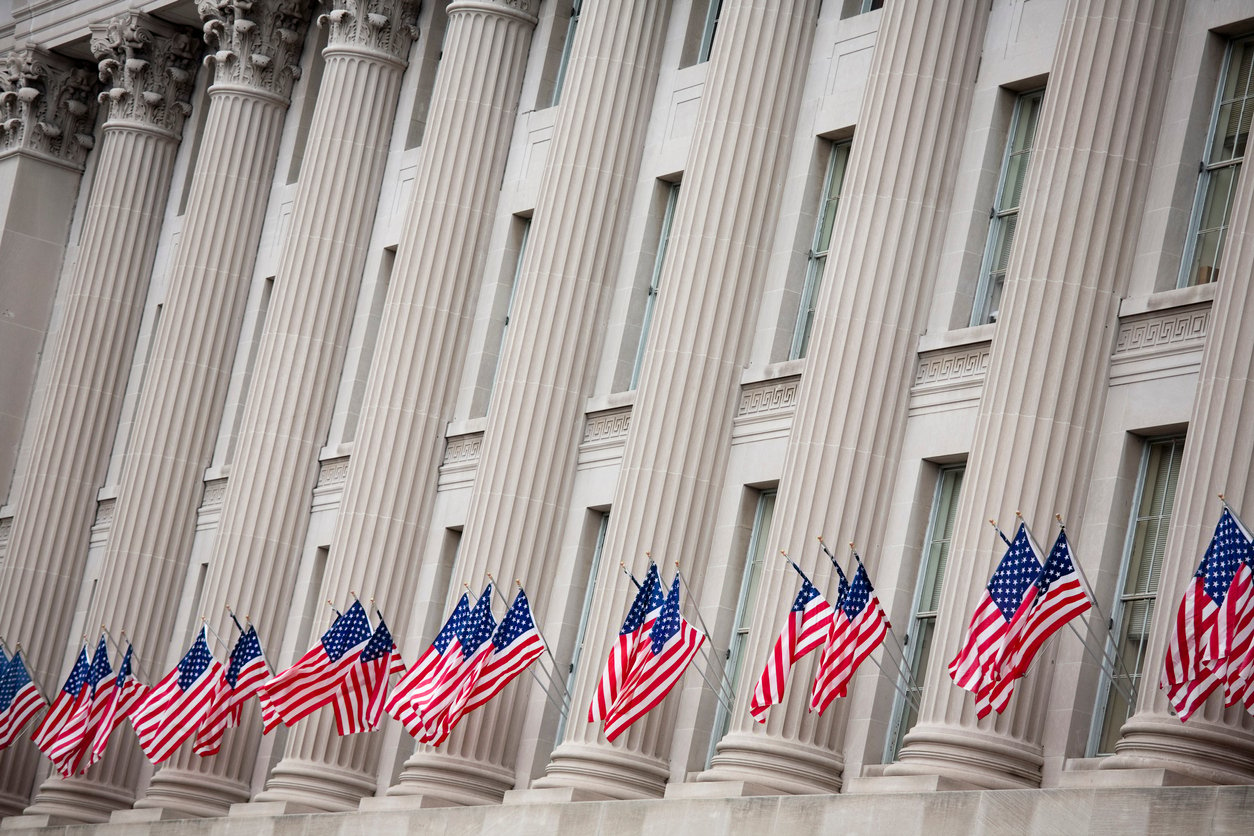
[534,0,815,800]
[23,2,310,823]
[1105,15,1254,785]
[387,0,670,805]
[885,0,1183,790]
[136,0,419,819]
[253,0,537,812]
[699,0,987,794]
[0,17,198,818]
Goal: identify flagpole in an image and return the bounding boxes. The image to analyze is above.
[489,576,572,705]
[649,558,732,716]
[670,560,731,686]
[200,618,231,655]
[478,578,571,714]
[100,626,152,683]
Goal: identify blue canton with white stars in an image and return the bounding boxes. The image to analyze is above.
[1202,509,1254,604]
[177,632,216,690]
[1036,532,1077,595]
[434,596,472,654]
[832,560,851,608]
[61,649,90,696]
[114,645,134,694]
[0,653,33,710]
[493,589,536,649]
[621,564,664,635]
[226,628,263,688]
[791,577,820,612]
[88,635,112,689]
[650,575,684,654]
[988,525,1043,619]
[360,618,396,664]
[456,586,497,659]
[841,564,876,620]
[321,601,372,661]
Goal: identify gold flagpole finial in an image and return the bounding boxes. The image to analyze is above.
[816,535,824,543]
[515,578,523,589]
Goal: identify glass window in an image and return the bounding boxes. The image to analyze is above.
[630,183,681,389]
[697,0,724,64]
[970,89,1045,326]
[487,218,530,403]
[556,512,609,743]
[887,465,963,760]
[1180,38,1254,287]
[1090,437,1185,756]
[551,1,582,107]
[707,490,775,763]
[791,141,852,360]
[861,0,884,11]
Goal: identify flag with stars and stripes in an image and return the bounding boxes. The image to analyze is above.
[132,629,223,764]
[0,651,46,749]
[84,642,147,771]
[749,571,836,723]
[1162,508,1253,720]
[41,635,112,776]
[588,564,665,723]
[415,586,497,746]
[948,523,1042,695]
[602,573,704,741]
[460,587,546,716]
[257,601,373,732]
[333,615,404,735]
[1214,510,1254,707]
[31,645,90,762]
[194,625,271,756]
[386,594,472,737]
[811,561,889,715]
[978,529,1093,717]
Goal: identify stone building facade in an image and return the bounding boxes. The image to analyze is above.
[1,0,1253,832]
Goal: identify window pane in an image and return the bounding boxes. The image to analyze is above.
[1210,41,1254,164]
[1184,163,1239,286]
[631,183,681,388]
[791,141,852,360]
[551,1,583,107]
[698,0,724,64]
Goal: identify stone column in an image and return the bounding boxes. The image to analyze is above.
[386,0,670,805]
[133,0,420,818]
[885,0,1183,789]
[1103,19,1254,786]
[533,0,816,801]
[253,0,538,812]
[21,2,310,823]
[0,17,197,819]
[0,46,98,507]
[698,0,988,794]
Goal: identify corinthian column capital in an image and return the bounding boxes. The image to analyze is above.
[319,0,420,61]
[0,45,99,168]
[89,12,201,137]
[450,0,540,24]
[198,0,311,99]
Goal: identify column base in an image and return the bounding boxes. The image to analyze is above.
[136,766,251,818]
[23,774,134,824]
[388,750,516,806]
[699,732,843,794]
[883,724,1042,790]
[1103,711,1254,784]
[1057,766,1212,789]
[253,758,376,813]
[531,741,670,800]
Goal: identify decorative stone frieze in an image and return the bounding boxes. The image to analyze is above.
[321,0,420,60]
[316,456,351,487]
[583,408,632,445]
[443,433,484,466]
[89,12,200,137]
[198,0,311,98]
[913,344,991,389]
[738,377,800,418]
[1113,305,1209,356]
[0,45,98,168]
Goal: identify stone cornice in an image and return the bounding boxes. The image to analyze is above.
[89,12,201,138]
[0,45,99,169]
[320,0,420,62]
[199,0,312,100]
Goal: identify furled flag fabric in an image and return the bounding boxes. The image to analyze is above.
[749,571,836,722]
[977,529,1093,717]
[387,594,472,737]
[1214,512,1254,707]
[132,629,224,763]
[1161,508,1252,720]
[948,523,1041,694]
[257,601,373,731]
[460,587,546,716]
[30,645,90,761]
[84,643,147,771]
[333,615,403,735]
[602,573,705,741]
[589,564,665,723]
[194,625,270,756]
[811,561,888,715]
[43,635,112,776]
[0,651,46,749]
[416,587,497,746]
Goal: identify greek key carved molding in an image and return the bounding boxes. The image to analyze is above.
[1114,305,1209,356]
[201,478,228,508]
[738,377,800,418]
[914,344,991,388]
[0,514,11,561]
[90,12,201,137]
[321,0,420,60]
[443,433,483,467]
[316,456,350,487]
[0,45,98,168]
[583,408,632,444]
[199,0,311,99]
[93,498,116,528]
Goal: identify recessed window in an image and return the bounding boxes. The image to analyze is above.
[697,0,724,64]
[551,1,582,107]
[630,182,681,389]
[790,140,852,360]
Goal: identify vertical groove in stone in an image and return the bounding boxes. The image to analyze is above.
[135,31,412,818]
[696,0,987,795]
[386,0,670,805]
[251,0,538,812]
[522,0,815,801]
[877,0,1183,790]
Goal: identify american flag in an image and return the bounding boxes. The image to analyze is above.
[30,645,90,761]
[749,572,836,723]
[194,625,270,756]
[977,530,1093,717]
[416,586,497,746]
[1216,512,1254,706]
[386,594,471,737]
[84,643,147,771]
[948,523,1041,694]
[132,629,223,764]
[42,635,112,776]
[460,587,546,716]
[1161,508,1251,720]
[602,573,704,741]
[588,564,664,723]
[332,615,403,735]
[811,562,888,714]
[0,651,46,749]
[257,601,373,731]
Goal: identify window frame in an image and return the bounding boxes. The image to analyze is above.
[790,139,853,361]
[630,182,681,389]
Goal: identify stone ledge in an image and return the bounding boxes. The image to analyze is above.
[663,781,784,799]
[842,774,983,794]
[358,794,464,811]
[1056,767,1214,789]
[503,787,614,804]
